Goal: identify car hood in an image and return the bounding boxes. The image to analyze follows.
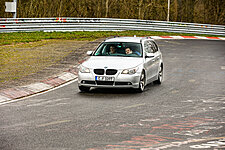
[82,56,143,69]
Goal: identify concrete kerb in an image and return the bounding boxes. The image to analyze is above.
[0,36,224,103]
[150,36,225,40]
[0,64,80,104]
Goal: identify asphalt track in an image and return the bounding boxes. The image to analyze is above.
[0,39,225,150]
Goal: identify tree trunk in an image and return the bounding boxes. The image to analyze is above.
[105,0,109,17]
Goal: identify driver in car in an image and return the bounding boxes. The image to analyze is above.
[109,46,117,54]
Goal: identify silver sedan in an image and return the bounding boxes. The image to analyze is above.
[78,36,163,92]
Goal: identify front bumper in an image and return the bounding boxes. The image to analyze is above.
[78,71,141,89]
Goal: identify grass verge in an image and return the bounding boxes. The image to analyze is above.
[0,39,87,87]
[0,31,223,46]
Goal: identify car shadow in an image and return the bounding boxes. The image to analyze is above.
[78,82,160,96]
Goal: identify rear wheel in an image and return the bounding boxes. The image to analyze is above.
[154,64,163,84]
[79,86,90,92]
[136,71,145,93]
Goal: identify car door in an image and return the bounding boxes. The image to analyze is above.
[150,41,161,76]
[143,40,155,81]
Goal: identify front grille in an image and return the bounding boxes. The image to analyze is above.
[96,81,114,85]
[106,69,117,75]
[94,69,117,75]
[94,69,104,75]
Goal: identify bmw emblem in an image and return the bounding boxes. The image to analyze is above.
[104,66,108,69]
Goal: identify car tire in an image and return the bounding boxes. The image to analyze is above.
[136,71,145,93]
[154,64,163,84]
[79,86,90,92]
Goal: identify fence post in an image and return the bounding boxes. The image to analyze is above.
[13,0,17,18]
[167,0,170,22]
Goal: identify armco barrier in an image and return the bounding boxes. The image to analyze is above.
[0,18,224,35]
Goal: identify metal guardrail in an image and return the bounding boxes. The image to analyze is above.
[0,18,224,35]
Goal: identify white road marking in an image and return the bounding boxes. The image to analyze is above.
[189,79,196,83]
[221,66,225,70]
[27,98,69,107]
[171,90,179,94]
[37,120,71,127]
[120,103,145,110]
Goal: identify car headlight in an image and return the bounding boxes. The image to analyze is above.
[79,65,90,73]
[121,67,138,75]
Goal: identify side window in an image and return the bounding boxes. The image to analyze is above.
[150,41,158,53]
[144,40,153,53]
[144,41,150,53]
[147,40,154,53]
[153,41,159,51]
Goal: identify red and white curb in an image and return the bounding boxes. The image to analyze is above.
[150,36,225,40]
[0,36,224,103]
[0,67,79,104]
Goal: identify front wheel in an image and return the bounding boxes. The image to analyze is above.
[154,64,163,84]
[79,86,90,92]
[136,71,145,93]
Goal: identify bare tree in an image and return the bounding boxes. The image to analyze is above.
[0,0,224,25]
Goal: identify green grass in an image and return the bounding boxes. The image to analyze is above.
[0,40,86,86]
[0,31,223,46]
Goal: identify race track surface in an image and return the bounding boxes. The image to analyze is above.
[0,39,225,150]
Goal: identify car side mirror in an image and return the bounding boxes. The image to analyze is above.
[145,53,154,58]
[86,51,93,56]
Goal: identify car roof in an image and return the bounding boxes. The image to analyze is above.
[105,37,153,43]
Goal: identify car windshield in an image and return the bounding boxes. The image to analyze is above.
[93,42,143,57]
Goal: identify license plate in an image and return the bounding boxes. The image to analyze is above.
[95,76,115,81]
